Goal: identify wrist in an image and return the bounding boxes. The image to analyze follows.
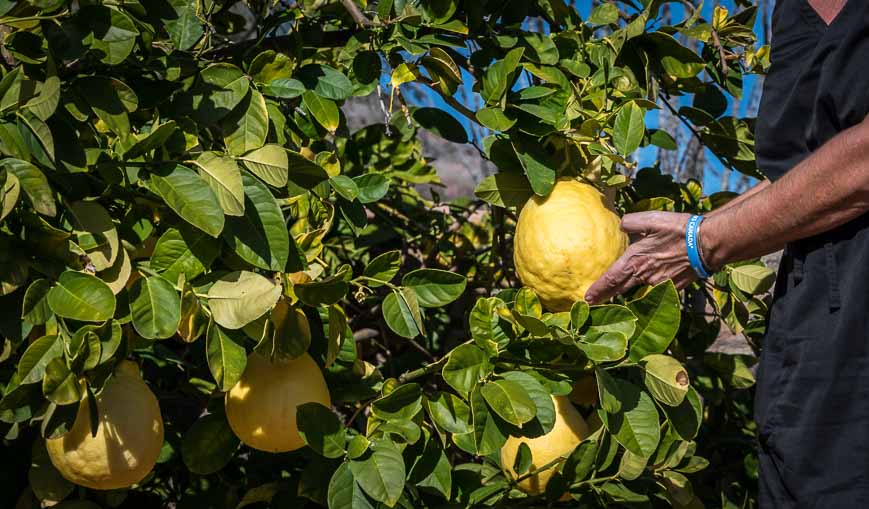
[698,214,727,271]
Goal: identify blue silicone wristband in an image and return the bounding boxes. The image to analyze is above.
[686,215,711,279]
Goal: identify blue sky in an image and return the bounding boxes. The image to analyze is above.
[400,0,768,194]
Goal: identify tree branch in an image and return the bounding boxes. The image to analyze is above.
[340,0,373,26]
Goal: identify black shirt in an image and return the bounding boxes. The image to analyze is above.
[755,0,869,181]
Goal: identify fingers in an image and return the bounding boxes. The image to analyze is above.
[585,255,642,304]
[620,212,659,236]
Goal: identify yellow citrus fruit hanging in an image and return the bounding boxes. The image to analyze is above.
[225,352,331,453]
[514,178,628,311]
[46,361,164,490]
[501,396,590,496]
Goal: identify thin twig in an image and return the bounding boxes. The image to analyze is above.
[339,0,373,26]
[710,29,729,76]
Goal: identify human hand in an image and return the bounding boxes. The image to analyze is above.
[584,211,699,304]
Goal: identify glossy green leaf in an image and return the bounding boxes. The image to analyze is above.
[474,172,533,208]
[207,271,283,330]
[240,144,289,188]
[401,269,466,308]
[17,335,61,384]
[297,64,353,100]
[302,90,340,133]
[470,385,508,455]
[328,462,375,509]
[42,357,81,405]
[424,391,472,434]
[382,288,423,339]
[129,276,181,340]
[641,354,690,407]
[223,89,269,156]
[442,344,490,397]
[192,151,245,216]
[222,173,289,271]
[613,102,645,156]
[150,164,225,238]
[47,271,115,322]
[181,413,240,475]
[150,227,220,284]
[413,107,468,143]
[1,158,54,216]
[481,379,536,426]
[628,281,681,361]
[163,0,204,51]
[297,402,346,458]
[349,439,406,507]
[22,278,52,325]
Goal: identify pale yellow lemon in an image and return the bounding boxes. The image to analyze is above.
[46,361,164,490]
[225,352,331,453]
[501,396,590,496]
[514,179,628,311]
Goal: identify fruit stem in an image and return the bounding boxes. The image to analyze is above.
[397,356,447,384]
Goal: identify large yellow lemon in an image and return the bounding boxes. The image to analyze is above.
[501,396,590,496]
[46,361,164,490]
[514,179,627,311]
[225,352,331,453]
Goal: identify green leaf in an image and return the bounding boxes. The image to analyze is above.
[349,439,406,507]
[205,321,247,391]
[222,173,290,271]
[223,89,269,156]
[207,271,283,330]
[476,107,516,131]
[181,413,240,475]
[297,64,353,101]
[470,385,508,455]
[150,164,225,238]
[628,281,681,362]
[513,442,532,474]
[588,2,619,24]
[17,335,61,384]
[47,271,115,322]
[295,275,349,307]
[424,391,472,434]
[649,129,677,150]
[730,264,775,294]
[302,91,340,133]
[598,375,660,458]
[28,442,75,504]
[643,32,706,78]
[129,276,181,340]
[363,250,401,287]
[1,171,20,222]
[372,383,423,421]
[1,158,54,216]
[22,279,53,325]
[265,78,305,99]
[442,344,490,397]
[124,121,178,160]
[469,297,510,349]
[194,63,250,123]
[481,379,536,426]
[353,174,390,204]
[330,176,359,201]
[512,140,556,196]
[191,151,245,216]
[409,434,452,498]
[641,354,690,407]
[474,172,533,208]
[297,402,346,458]
[481,47,524,103]
[570,300,590,329]
[150,226,220,284]
[328,462,375,509]
[69,200,119,271]
[163,0,204,50]
[661,386,703,440]
[613,102,645,156]
[413,107,468,143]
[401,269,466,308]
[382,288,423,339]
[499,370,556,437]
[85,6,139,65]
[240,144,289,188]
[76,76,137,137]
[703,352,756,389]
[42,357,81,405]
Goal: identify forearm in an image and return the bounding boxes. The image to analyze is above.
[703,118,869,268]
[712,179,771,212]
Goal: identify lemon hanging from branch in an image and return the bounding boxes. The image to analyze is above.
[514,179,628,311]
[46,361,164,490]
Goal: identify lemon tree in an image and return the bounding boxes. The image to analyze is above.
[1,1,771,508]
